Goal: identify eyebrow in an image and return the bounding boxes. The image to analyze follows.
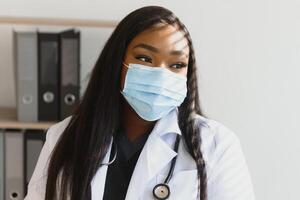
[133,43,188,57]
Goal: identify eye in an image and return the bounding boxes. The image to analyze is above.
[135,55,152,63]
[170,62,187,69]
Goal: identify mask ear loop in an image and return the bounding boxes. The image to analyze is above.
[120,62,129,93]
[122,62,129,69]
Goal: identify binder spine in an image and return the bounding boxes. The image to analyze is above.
[38,33,60,121]
[14,31,38,122]
[4,129,25,200]
[59,30,80,120]
[0,129,4,200]
[23,130,46,196]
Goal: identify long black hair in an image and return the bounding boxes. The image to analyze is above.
[45,5,207,200]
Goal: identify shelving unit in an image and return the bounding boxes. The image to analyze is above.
[0,15,118,28]
[0,16,118,131]
[0,107,55,130]
[0,15,119,200]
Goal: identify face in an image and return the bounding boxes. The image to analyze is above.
[120,23,189,90]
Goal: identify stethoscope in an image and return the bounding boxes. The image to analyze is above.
[101,134,181,200]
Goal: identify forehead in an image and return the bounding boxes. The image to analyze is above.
[128,24,189,55]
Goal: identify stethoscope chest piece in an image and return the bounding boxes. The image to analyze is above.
[153,183,170,200]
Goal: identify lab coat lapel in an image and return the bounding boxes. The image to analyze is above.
[90,139,113,200]
[90,133,177,200]
[125,134,177,200]
[125,109,181,200]
[90,109,181,200]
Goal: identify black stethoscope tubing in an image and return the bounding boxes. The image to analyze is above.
[152,134,181,200]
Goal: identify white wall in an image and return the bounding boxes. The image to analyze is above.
[0,0,299,199]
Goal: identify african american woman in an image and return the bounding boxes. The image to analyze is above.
[25,6,255,200]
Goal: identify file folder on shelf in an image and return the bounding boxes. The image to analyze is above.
[23,130,46,196]
[14,31,38,122]
[4,129,25,200]
[59,29,80,120]
[38,32,60,121]
[0,129,4,200]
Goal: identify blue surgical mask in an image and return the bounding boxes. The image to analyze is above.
[121,62,187,121]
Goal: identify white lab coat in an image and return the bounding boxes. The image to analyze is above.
[24,109,255,200]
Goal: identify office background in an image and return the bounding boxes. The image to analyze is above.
[0,0,299,199]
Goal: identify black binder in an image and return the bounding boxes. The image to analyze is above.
[23,130,46,196]
[59,29,80,120]
[38,33,60,121]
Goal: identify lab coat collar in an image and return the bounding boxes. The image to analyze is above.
[91,108,183,200]
[151,108,182,137]
[124,108,181,200]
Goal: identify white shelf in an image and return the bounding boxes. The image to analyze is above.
[0,15,118,28]
[0,107,56,130]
